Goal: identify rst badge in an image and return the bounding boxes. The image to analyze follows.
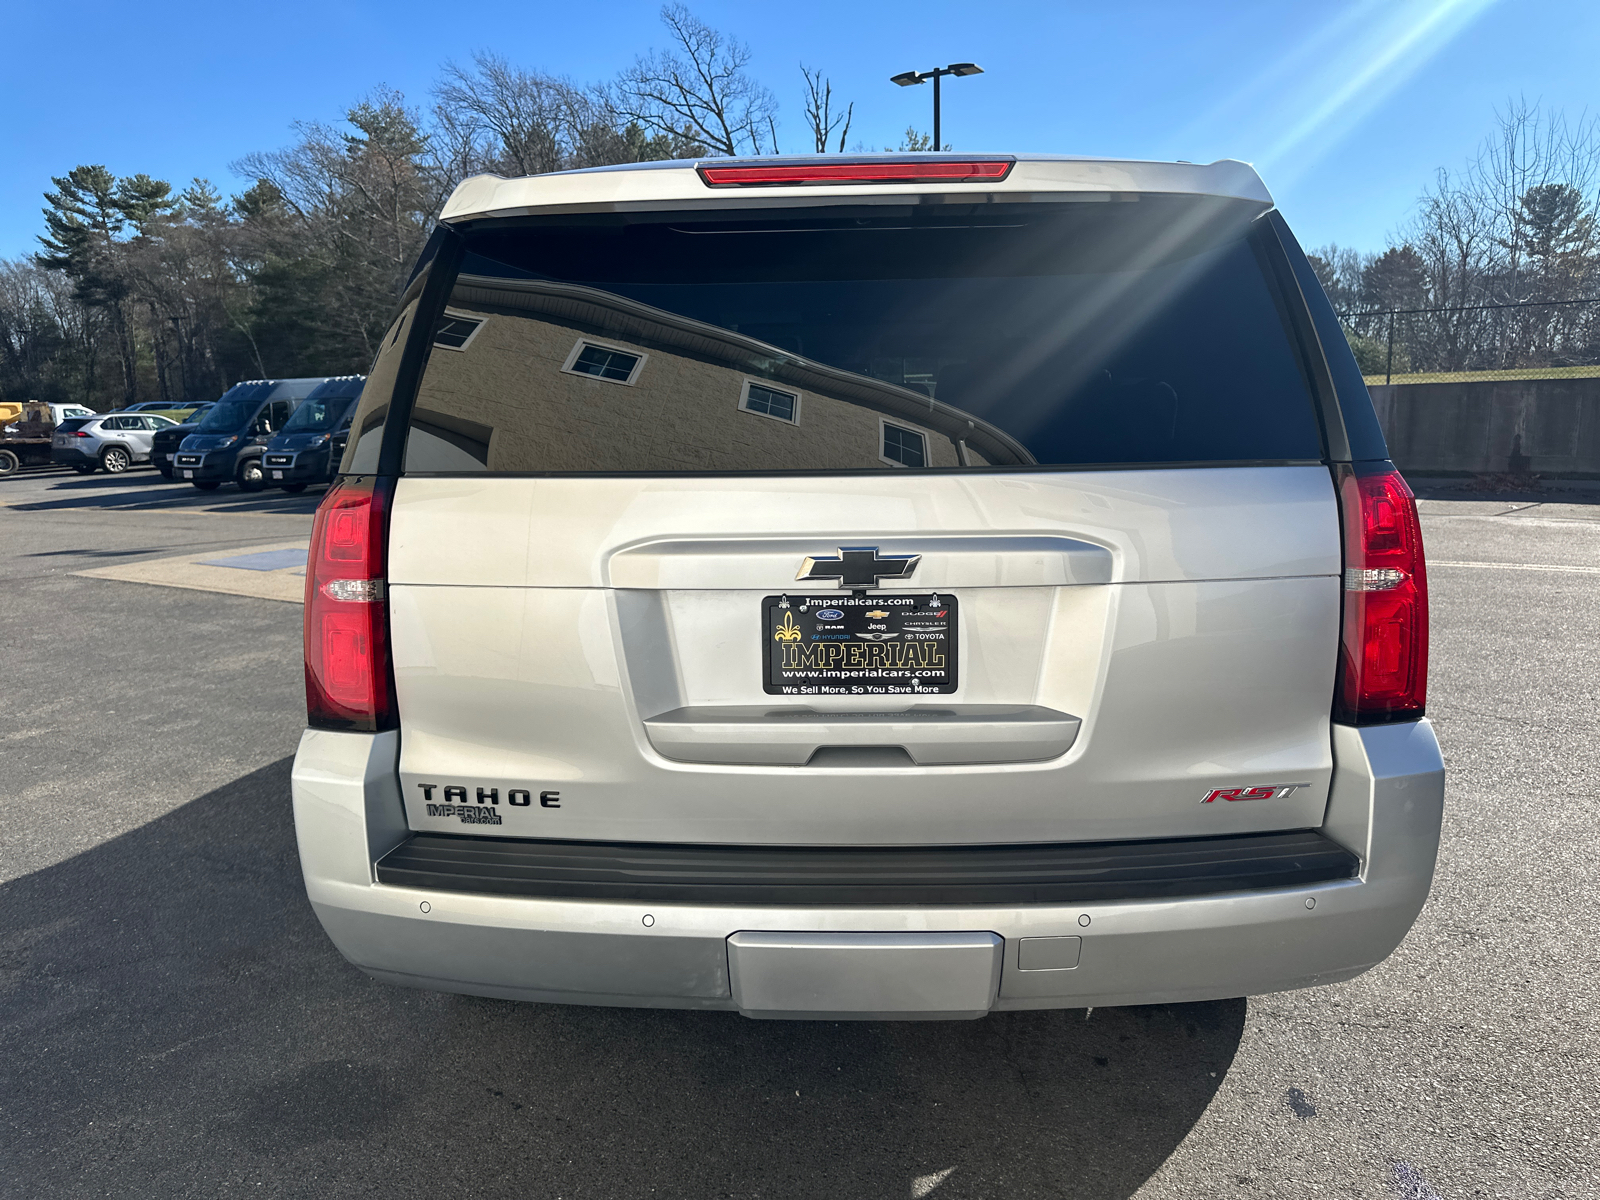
[1200,783,1310,803]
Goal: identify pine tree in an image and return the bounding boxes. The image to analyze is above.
[37,166,138,406]
[1513,183,1598,294]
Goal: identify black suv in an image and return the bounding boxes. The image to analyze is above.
[172,379,328,491]
[261,376,364,491]
[150,403,214,478]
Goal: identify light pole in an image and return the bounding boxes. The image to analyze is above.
[890,63,983,150]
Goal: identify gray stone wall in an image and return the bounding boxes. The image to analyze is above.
[1369,377,1600,477]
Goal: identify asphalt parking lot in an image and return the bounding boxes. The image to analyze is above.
[1,465,1597,1199]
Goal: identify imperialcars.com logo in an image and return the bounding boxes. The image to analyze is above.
[1200,783,1310,803]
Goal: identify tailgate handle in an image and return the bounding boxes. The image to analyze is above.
[642,704,1080,766]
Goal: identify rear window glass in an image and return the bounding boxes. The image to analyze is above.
[56,418,90,432]
[344,301,422,473]
[1275,218,1389,461]
[401,198,1323,474]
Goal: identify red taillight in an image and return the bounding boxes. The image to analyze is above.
[304,477,395,731]
[73,431,91,437]
[697,159,1014,187]
[1334,465,1428,723]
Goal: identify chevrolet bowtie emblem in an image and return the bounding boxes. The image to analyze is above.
[796,546,921,590]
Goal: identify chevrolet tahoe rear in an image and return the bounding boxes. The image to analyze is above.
[291,154,1444,1019]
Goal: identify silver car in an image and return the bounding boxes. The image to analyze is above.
[51,412,178,474]
[292,155,1445,1020]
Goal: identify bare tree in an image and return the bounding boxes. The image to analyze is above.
[615,4,777,156]
[565,94,691,168]
[800,65,853,153]
[432,54,692,184]
[1402,168,1498,368]
[1359,100,1600,372]
[434,54,582,179]
[233,90,438,363]
[1474,98,1600,298]
[0,257,99,404]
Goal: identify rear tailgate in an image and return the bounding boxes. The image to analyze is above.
[388,467,1337,844]
[368,187,1342,847]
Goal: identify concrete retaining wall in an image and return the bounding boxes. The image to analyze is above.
[1368,377,1600,477]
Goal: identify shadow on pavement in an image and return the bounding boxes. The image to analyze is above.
[25,545,215,559]
[3,473,325,515]
[0,760,1243,1199]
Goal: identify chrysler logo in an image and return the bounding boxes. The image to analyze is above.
[796,546,920,589]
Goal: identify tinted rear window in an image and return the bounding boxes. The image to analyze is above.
[402,198,1323,474]
[56,418,90,432]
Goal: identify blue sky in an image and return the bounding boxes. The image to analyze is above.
[3,0,1595,259]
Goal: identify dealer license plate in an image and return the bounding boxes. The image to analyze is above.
[762,594,957,696]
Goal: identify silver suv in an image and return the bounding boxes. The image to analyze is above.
[292,155,1444,1020]
[51,412,178,474]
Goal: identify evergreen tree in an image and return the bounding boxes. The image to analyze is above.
[1513,183,1598,292]
[36,166,139,405]
[1361,246,1430,312]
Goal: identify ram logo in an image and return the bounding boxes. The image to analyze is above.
[1200,783,1311,804]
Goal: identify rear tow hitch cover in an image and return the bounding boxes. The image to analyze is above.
[1017,936,1083,971]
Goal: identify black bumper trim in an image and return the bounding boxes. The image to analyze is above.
[374,829,1360,905]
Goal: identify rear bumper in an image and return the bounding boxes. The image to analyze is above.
[51,447,96,467]
[292,721,1445,1017]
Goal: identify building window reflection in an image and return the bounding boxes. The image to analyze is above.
[881,422,927,468]
[434,313,485,351]
[564,341,646,384]
[740,380,799,424]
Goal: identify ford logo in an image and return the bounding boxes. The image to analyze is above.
[815,609,844,620]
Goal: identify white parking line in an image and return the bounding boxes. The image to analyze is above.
[1428,559,1600,575]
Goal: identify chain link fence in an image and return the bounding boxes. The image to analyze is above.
[1338,297,1600,385]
